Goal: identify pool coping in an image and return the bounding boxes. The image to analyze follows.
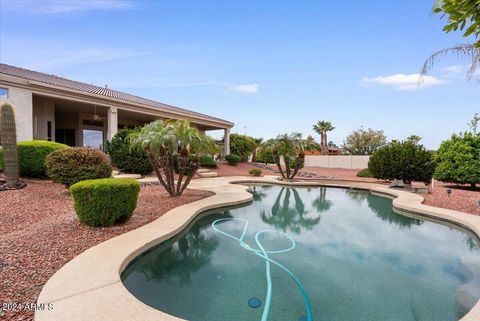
[35,176,480,321]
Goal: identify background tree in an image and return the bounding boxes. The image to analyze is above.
[312,121,335,153]
[251,137,263,162]
[368,139,436,185]
[106,129,153,174]
[434,115,480,189]
[130,120,216,196]
[262,132,319,180]
[343,127,387,155]
[468,112,479,135]
[421,0,480,81]
[407,135,422,144]
[229,133,256,162]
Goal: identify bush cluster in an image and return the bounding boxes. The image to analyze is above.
[225,154,242,166]
[46,147,113,187]
[0,141,69,177]
[230,134,256,162]
[256,148,275,164]
[434,132,480,188]
[70,178,140,227]
[249,168,262,176]
[368,140,436,184]
[105,129,152,174]
[199,155,217,168]
[356,168,373,178]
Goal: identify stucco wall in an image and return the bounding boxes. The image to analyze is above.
[0,86,33,142]
[33,96,55,141]
[304,155,370,169]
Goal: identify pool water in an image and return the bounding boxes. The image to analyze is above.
[121,185,480,321]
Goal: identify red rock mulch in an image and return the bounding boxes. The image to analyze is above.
[424,181,480,216]
[0,179,212,321]
[214,161,261,177]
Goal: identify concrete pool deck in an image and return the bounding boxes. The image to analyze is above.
[35,176,480,321]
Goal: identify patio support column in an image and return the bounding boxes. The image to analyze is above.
[107,107,118,141]
[224,128,230,156]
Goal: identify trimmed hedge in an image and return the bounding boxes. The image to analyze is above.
[0,141,69,177]
[46,147,113,187]
[249,168,262,176]
[105,129,152,175]
[199,155,217,168]
[225,154,241,166]
[368,140,436,184]
[70,178,140,227]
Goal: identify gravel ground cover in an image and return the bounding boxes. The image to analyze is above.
[424,181,480,216]
[0,179,212,321]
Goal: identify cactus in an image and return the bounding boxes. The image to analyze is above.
[0,102,24,189]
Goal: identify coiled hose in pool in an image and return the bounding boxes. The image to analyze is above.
[211,218,313,321]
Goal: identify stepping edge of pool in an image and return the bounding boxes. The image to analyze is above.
[35,176,480,321]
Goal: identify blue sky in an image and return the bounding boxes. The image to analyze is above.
[0,0,478,148]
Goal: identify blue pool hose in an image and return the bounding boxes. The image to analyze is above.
[211,218,313,321]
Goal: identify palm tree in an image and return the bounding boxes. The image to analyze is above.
[251,137,263,163]
[420,1,479,82]
[421,44,479,82]
[262,132,319,180]
[130,119,217,196]
[312,121,335,154]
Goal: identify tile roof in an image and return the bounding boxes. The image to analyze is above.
[0,63,233,126]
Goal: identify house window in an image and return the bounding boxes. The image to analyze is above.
[0,87,8,99]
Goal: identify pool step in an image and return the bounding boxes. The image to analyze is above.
[113,174,142,179]
[197,171,219,178]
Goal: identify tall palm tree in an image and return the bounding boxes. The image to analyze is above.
[312,121,335,153]
[262,132,319,180]
[130,119,217,196]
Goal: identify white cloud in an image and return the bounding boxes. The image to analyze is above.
[360,73,448,91]
[2,0,133,14]
[229,83,259,93]
[443,65,464,74]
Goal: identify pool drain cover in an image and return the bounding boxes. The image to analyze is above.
[248,297,262,309]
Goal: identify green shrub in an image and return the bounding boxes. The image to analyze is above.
[434,132,480,189]
[46,147,113,187]
[225,154,242,166]
[288,158,305,169]
[230,134,256,162]
[105,129,152,174]
[70,178,140,227]
[368,140,436,184]
[256,148,275,164]
[357,168,373,177]
[199,155,217,168]
[173,154,197,176]
[0,140,69,178]
[249,168,262,176]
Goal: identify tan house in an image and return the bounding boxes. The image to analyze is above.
[0,64,233,156]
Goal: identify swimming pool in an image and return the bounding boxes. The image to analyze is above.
[121,185,480,321]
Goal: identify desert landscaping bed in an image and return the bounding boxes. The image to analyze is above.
[0,179,212,321]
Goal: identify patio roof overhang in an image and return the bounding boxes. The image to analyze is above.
[0,71,233,131]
